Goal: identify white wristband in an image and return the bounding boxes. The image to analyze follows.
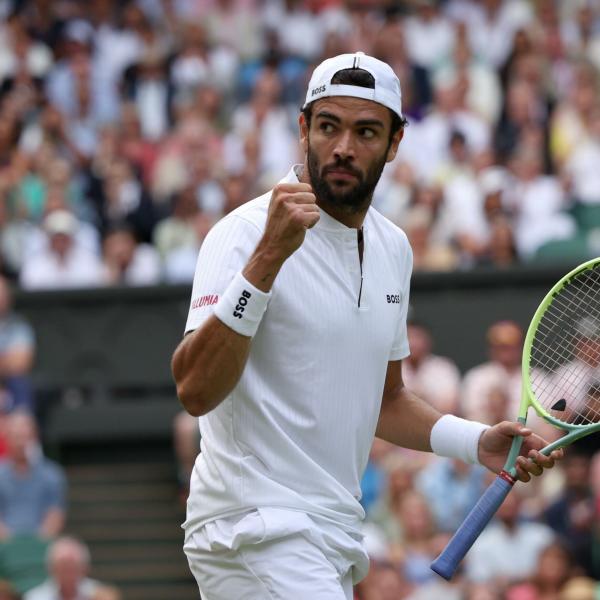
[213,272,271,337]
[430,414,490,465]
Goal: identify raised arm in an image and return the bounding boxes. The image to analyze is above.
[172,183,319,416]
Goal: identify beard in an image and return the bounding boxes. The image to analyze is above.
[307,140,389,215]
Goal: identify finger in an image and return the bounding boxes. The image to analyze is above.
[305,213,320,229]
[275,182,313,194]
[515,463,531,483]
[496,420,532,438]
[517,455,543,477]
[298,210,320,229]
[285,192,317,206]
[550,448,564,461]
[527,450,554,469]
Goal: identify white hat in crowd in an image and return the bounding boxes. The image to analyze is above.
[43,210,78,237]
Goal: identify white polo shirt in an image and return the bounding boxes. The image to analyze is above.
[183,165,413,535]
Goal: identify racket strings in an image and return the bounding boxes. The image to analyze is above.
[529,265,600,426]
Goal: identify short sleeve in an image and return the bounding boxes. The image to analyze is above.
[184,215,263,334]
[389,240,413,361]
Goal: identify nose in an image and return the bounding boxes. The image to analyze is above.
[333,129,355,161]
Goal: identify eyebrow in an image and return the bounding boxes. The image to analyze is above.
[315,111,385,129]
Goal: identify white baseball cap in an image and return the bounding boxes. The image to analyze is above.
[44,210,78,236]
[303,51,403,119]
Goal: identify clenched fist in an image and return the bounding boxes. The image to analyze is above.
[242,183,320,293]
[262,182,320,261]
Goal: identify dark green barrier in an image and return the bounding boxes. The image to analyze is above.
[12,263,577,442]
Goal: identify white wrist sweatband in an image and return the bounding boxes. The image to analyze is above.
[430,414,490,465]
[213,272,271,337]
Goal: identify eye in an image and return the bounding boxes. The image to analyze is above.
[320,122,335,134]
[359,128,376,139]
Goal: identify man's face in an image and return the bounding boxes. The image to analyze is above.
[300,97,402,214]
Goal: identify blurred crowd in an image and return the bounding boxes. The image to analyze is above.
[0,0,600,598]
[1,0,600,289]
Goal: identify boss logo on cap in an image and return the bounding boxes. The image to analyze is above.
[311,85,326,97]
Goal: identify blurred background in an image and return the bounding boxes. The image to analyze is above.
[0,0,599,598]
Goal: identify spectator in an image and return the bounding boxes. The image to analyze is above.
[122,47,173,142]
[0,580,20,600]
[550,62,598,169]
[90,586,121,600]
[355,559,412,600]
[366,454,421,547]
[152,186,199,260]
[549,316,600,422]
[173,410,199,505]
[19,210,103,290]
[95,160,157,243]
[506,541,574,600]
[564,103,600,206]
[504,145,575,259]
[45,20,119,129]
[402,321,461,414]
[544,450,598,578]
[170,22,238,97]
[404,0,455,71]
[360,437,396,516]
[163,210,214,283]
[455,0,534,70]
[465,488,554,585]
[223,67,299,188]
[435,23,502,125]
[403,205,459,272]
[101,223,161,286]
[0,275,35,411]
[24,537,100,600]
[0,411,66,540]
[0,11,52,86]
[462,320,524,424]
[393,490,440,585]
[559,577,600,600]
[415,457,487,532]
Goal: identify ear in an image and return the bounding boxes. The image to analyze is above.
[386,128,404,163]
[299,113,309,154]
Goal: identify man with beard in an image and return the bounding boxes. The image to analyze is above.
[172,52,560,599]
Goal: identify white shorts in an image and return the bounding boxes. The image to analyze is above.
[183,508,369,600]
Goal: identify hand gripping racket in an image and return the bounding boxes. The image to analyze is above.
[431,258,600,580]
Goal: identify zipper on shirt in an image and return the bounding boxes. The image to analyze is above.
[357,228,364,307]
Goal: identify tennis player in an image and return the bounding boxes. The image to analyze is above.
[172,52,562,599]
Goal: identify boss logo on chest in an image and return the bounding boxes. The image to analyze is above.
[386,294,401,304]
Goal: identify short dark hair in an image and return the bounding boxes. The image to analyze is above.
[301,67,408,143]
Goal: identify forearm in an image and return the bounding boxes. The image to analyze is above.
[0,348,34,376]
[0,520,11,541]
[39,509,65,539]
[376,385,442,451]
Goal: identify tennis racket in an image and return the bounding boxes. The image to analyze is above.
[431,257,600,580]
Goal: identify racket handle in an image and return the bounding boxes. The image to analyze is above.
[430,472,515,580]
